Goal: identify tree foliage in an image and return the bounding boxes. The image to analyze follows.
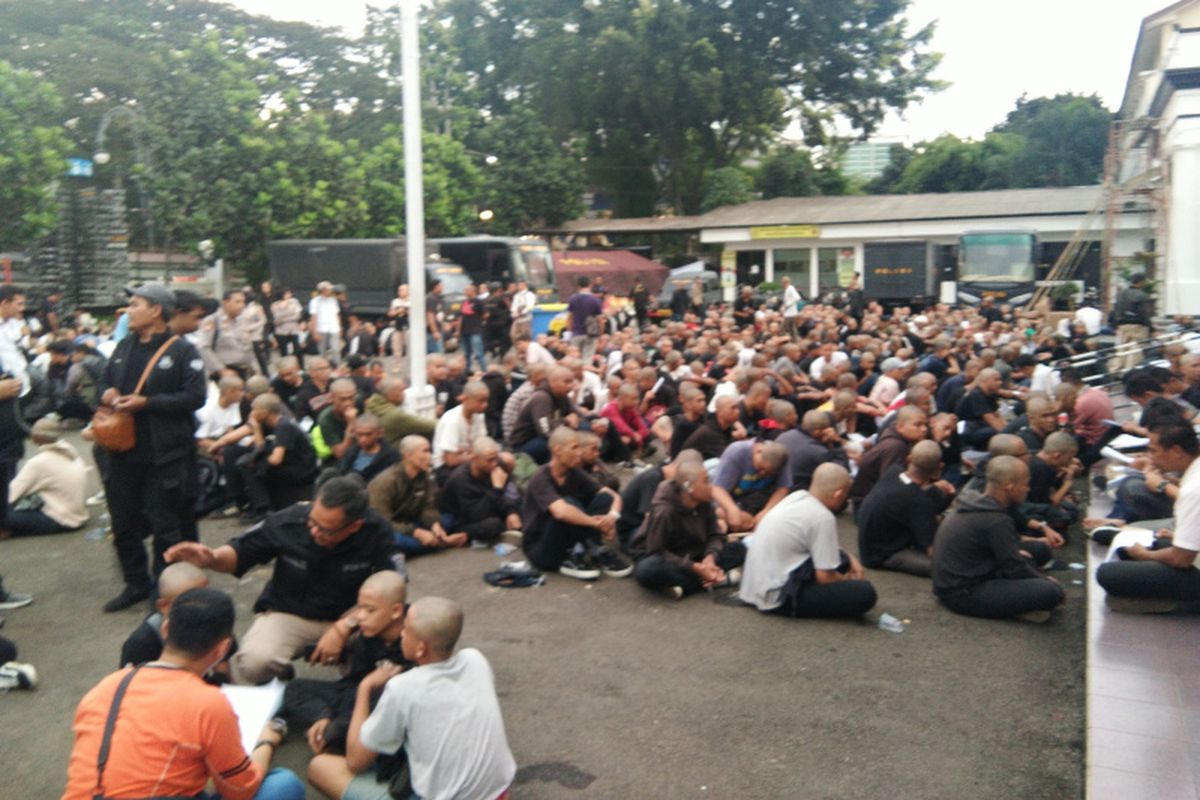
[0,0,944,265]
[871,93,1112,194]
[701,167,754,212]
[0,60,71,251]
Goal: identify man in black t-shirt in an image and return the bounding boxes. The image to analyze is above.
[165,476,394,684]
[237,393,320,519]
[459,283,486,374]
[732,286,756,329]
[857,441,952,577]
[521,428,625,580]
[955,368,1005,450]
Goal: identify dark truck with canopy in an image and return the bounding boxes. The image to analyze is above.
[266,239,470,316]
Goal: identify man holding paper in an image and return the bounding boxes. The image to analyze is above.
[1097,422,1200,613]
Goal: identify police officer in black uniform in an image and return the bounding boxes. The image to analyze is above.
[99,284,207,612]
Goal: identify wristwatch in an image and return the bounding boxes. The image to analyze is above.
[1156,479,1170,494]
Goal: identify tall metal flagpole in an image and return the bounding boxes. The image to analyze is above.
[400,0,434,417]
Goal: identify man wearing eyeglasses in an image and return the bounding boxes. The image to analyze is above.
[164,476,395,685]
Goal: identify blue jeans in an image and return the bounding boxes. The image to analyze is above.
[5,508,77,536]
[463,332,486,373]
[518,435,550,465]
[427,331,444,354]
[199,767,305,800]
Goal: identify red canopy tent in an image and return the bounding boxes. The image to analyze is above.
[553,249,669,298]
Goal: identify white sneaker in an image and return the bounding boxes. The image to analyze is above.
[85,491,107,507]
[0,661,37,690]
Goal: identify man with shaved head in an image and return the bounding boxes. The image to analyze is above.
[857,440,953,577]
[680,394,746,461]
[777,409,850,491]
[629,458,746,599]
[323,596,515,800]
[507,364,580,464]
[740,463,877,618]
[438,436,523,545]
[712,440,793,533]
[431,379,491,482]
[956,367,1006,449]
[849,406,929,509]
[365,376,436,446]
[931,456,1065,622]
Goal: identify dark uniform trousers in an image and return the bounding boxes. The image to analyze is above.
[104,455,198,590]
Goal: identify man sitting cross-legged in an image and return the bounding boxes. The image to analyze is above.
[165,476,395,684]
[857,440,954,577]
[521,427,628,580]
[282,570,412,788]
[711,439,792,533]
[931,455,1066,623]
[307,597,516,800]
[1097,422,1200,613]
[62,588,304,800]
[630,459,747,600]
[739,463,878,618]
[368,435,466,554]
[438,437,522,546]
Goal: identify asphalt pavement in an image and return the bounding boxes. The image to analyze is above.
[0,437,1086,799]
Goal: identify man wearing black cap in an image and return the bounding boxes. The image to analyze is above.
[98,284,208,612]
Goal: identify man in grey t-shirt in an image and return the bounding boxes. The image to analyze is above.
[739,463,876,618]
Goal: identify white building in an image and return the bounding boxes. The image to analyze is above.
[1117,0,1200,315]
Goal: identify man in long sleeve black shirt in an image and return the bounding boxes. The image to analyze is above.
[98,285,208,612]
[165,476,395,684]
[437,437,521,544]
[931,456,1065,622]
[857,441,952,577]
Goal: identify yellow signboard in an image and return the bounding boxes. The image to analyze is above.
[720,250,736,288]
[749,224,820,240]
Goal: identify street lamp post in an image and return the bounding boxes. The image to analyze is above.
[94,105,156,275]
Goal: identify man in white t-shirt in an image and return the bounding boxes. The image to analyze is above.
[510,280,538,338]
[308,596,516,800]
[781,276,801,339]
[431,380,490,478]
[1097,422,1200,613]
[739,462,876,618]
[194,374,245,451]
[308,281,343,362]
[808,342,849,381]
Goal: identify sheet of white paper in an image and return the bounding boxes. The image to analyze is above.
[1105,527,1157,562]
[1100,446,1138,465]
[1108,434,1149,450]
[221,679,286,754]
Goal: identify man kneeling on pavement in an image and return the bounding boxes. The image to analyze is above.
[165,475,395,684]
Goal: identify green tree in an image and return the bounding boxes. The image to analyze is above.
[994,93,1111,186]
[757,146,820,199]
[474,108,584,233]
[359,127,484,238]
[701,167,754,212]
[0,60,71,250]
[891,133,1023,194]
[437,0,941,214]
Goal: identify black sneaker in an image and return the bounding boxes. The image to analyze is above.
[592,545,634,578]
[103,584,151,613]
[558,553,601,581]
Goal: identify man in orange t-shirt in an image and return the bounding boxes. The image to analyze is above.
[62,588,303,800]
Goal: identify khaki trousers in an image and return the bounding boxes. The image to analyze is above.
[232,611,332,685]
[1109,324,1150,374]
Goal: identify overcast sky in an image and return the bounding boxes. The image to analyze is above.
[230,0,1171,141]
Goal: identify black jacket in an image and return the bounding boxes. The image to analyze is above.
[931,491,1041,596]
[100,332,207,465]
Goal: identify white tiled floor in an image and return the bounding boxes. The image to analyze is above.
[1086,537,1200,799]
